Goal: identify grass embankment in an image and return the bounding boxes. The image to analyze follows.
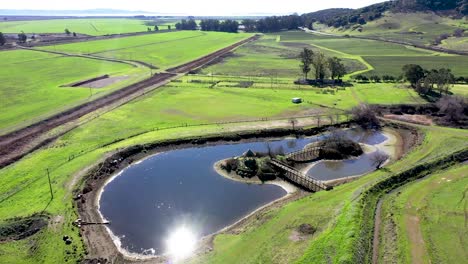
[191,125,468,264]
[0,18,158,36]
[0,67,426,263]
[0,49,144,133]
[39,31,252,69]
[378,164,468,263]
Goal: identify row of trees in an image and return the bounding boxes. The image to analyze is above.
[299,48,347,81]
[175,19,197,30]
[402,64,455,95]
[200,19,239,33]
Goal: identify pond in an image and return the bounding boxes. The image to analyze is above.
[99,129,392,256]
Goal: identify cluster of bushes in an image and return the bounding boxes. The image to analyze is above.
[354,74,401,83]
[433,29,466,45]
[200,19,239,33]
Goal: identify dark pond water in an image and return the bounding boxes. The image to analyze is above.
[99,129,389,256]
[307,130,389,181]
[100,137,312,255]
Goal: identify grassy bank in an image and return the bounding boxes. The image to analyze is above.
[378,164,468,263]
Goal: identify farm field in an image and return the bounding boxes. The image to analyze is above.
[40,31,251,69]
[378,164,468,263]
[364,55,468,77]
[201,34,368,78]
[0,3,467,263]
[203,31,468,79]
[0,49,142,132]
[0,18,153,36]
[0,66,454,262]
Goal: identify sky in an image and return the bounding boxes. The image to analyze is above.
[0,0,388,16]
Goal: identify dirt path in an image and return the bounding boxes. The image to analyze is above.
[372,199,384,264]
[0,35,259,169]
[406,212,427,264]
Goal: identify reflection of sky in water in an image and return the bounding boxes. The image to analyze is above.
[307,129,389,181]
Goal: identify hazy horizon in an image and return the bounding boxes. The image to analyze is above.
[0,0,388,16]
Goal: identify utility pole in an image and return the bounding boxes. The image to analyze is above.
[46,168,53,200]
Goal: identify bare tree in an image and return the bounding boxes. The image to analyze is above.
[350,103,380,129]
[436,95,467,122]
[371,151,389,169]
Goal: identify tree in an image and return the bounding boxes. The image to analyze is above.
[17,32,27,43]
[241,19,257,32]
[289,118,298,130]
[154,25,159,31]
[327,57,346,80]
[371,151,389,169]
[402,64,425,87]
[434,68,455,95]
[168,25,171,30]
[312,52,327,81]
[73,32,77,37]
[0,32,5,46]
[147,27,152,32]
[65,28,71,35]
[350,103,380,128]
[299,48,314,80]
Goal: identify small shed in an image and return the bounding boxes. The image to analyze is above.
[292,98,303,104]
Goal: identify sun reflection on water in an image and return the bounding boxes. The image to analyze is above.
[166,226,197,261]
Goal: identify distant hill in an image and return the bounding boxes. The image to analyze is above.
[307,0,467,29]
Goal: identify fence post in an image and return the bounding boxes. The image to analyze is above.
[46,169,53,200]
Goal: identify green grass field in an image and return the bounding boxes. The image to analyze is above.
[40,31,251,69]
[0,18,154,36]
[0,49,143,132]
[364,55,468,77]
[201,34,368,78]
[378,164,468,263]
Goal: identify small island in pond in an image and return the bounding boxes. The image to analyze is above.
[219,131,364,191]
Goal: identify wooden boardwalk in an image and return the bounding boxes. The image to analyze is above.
[286,147,321,163]
[270,159,332,192]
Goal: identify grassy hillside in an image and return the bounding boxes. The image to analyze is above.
[320,12,468,50]
[378,164,468,263]
[0,18,154,36]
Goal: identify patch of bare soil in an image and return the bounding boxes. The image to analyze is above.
[0,214,48,242]
[80,76,129,89]
[406,214,427,264]
[289,224,316,242]
[384,114,433,126]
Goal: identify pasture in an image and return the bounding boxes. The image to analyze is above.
[40,31,251,69]
[0,49,141,132]
[0,18,155,36]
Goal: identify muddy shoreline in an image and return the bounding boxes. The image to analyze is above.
[75,122,419,263]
